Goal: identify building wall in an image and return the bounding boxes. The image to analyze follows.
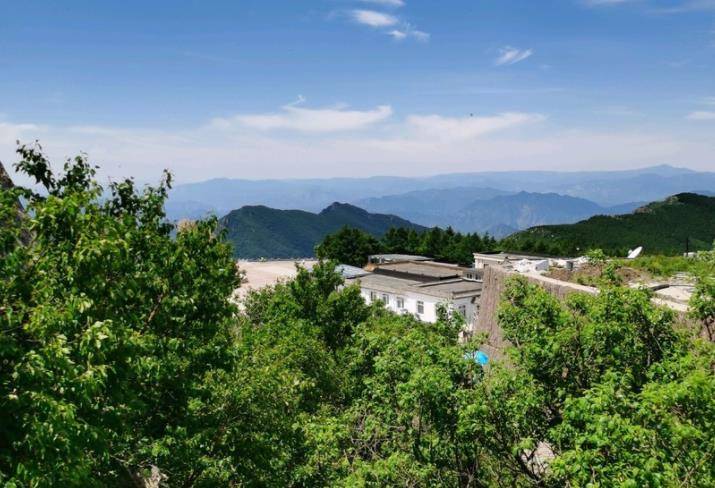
[359,286,477,326]
[472,266,597,358]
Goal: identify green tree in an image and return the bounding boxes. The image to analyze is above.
[0,144,244,485]
[315,226,382,267]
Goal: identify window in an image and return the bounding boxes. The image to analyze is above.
[396,297,404,309]
[381,293,389,304]
[369,291,377,302]
[417,300,424,315]
[458,305,467,317]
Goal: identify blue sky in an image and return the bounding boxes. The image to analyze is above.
[1,0,714,182]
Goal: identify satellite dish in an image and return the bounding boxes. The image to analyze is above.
[627,246,643,259]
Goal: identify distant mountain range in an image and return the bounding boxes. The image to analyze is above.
[167,165,714,218]
[167,165,713,236]
[503,193,715,256]
[357,190,643,237]
[219,203,424,259]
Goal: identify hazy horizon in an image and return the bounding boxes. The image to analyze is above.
[2,1,715,184]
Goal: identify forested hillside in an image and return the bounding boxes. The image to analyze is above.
[219,202,424,258]
[503,193,715,256]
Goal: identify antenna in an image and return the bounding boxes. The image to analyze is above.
[627,246,643,259]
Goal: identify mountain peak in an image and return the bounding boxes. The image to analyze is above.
[319,202,367,215]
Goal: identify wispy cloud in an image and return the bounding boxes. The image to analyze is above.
[406,112,545,141]
[350,9,398,27]
[495,46,534,66]
[359,0,405,7]
[344,5,429,42]
[4,112,715,183]
[388,24,430,41]
[686,110,715,120]
[704,96,715,105]
[211,100,393,133]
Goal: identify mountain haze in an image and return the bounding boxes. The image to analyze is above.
[359,190,643,236]
[166,165,714,221]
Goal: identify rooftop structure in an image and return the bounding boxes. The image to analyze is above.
[345,269,482,326]
[368,253,431,265]
[474,251,583,274]
[336,264,372,279]
[370,260,479,282]
[346,273,482,301]
[474,251,556,269]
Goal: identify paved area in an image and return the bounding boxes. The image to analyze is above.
[235,260,318,299]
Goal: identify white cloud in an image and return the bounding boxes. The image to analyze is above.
[211,101,393,133]
[388,24,430,41]
[388,30,407,40]
[351,9,398,27]
[406,112,545,141]
[3,110,714,185]
[359,0,405,7]
[495,46,534,66]
[704,96,715,105]
[686,111,715,120]
[0,122,43,146]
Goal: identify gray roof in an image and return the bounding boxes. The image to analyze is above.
[368,254,431,262]
[372,261,468,280]
[336,264,371,279]
[474,252,554,261]
[346,273,481,300]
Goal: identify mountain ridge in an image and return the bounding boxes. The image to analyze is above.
[502,192,715,256]
[219,202,424,259]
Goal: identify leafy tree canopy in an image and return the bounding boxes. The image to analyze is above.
[1,144,713,487]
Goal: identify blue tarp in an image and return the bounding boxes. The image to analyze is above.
[464,351,489,366]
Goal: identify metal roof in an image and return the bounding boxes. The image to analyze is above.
[336,264,371,279]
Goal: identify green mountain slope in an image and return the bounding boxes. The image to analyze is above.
[220,202,425,259]
[502,193,715,256]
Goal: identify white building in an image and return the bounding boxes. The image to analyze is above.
[343,260,482,326]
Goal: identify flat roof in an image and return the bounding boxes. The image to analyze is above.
[373,261,464,279]
[474,252,562,261]
[417,279,483,297]
[346,273,481,300]
[368,254,431,261]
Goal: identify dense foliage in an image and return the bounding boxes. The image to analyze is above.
[0,145,241,485]
[1,146,713,486]
[502,192,715,256]
[219,202,423,259]
[316,225,498,267]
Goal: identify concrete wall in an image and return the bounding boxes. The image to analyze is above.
[472,266,597,357]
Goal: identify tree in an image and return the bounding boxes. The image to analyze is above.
[492,277,715,486]
[1,144,244,485]
[315,226,381,267]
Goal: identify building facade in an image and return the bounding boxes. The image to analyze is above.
[343,259,482,327]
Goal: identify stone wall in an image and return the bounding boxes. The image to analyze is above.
[472,266,597,357]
